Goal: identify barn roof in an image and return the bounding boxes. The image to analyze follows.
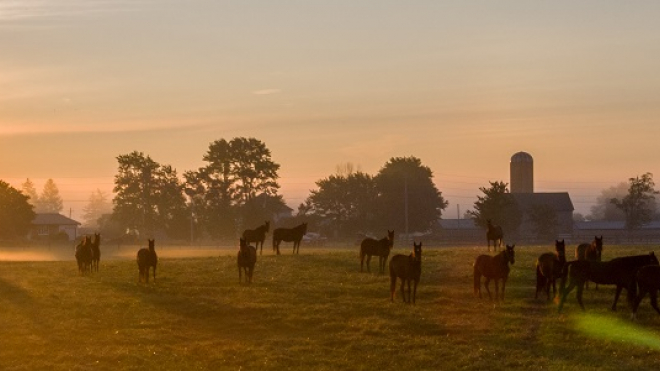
[32,213,81,226]
[510,192,574,212]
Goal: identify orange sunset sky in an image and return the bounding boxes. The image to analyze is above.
[1,1,659,221]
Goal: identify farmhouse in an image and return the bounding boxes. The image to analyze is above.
[30,213,81,241]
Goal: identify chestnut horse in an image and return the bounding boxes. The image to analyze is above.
[535,239,567,300]
[137,239,158,283]
[237,238,257,284]
[486,219,503,252]
[360,230,394,273]
[474,244,515,301]
[272,223,307,255]
[389,241,422,304]
[242,221,269,255]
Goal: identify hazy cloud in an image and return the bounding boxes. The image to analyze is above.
[0,0,139,22]
[252,89,282,96]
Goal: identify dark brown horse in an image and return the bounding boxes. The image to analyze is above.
[237,238,257,284]
[137,239,158,283]
[360,230,394,273]
[575,236,604,290]
[91,233,101,272]
[272,223,307,255]
[74,235,93,275]
[535,239,567,300]
[389,241,422,304]
[486,219,503,252]
[632,265,660,320]
[558,252,659,313]
[474,244,515,301]
[242,221,269,255]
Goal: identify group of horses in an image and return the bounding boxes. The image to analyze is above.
[74,233,101,275]
[241,221,308,255]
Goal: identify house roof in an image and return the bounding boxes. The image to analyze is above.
[575,221,660,230]
[511,192,574,212]
[32,213,81,226]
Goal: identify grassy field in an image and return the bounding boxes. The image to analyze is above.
[1,243,660,370]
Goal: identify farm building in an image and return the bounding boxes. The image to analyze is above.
[30,213,81,241]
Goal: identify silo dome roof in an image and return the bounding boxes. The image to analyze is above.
[511,151,533,163]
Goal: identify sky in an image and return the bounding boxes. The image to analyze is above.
[1,1,660,222]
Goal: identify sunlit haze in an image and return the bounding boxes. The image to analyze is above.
[2,1,660,221]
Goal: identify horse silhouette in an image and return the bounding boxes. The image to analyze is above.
[242,221,269,255]
[272,223,307,255]
[474,244,515,301]
[558,252,659,313]
[237,238,257,284]
[137,239,158,283]
[486,219,503,252]
[389,241,422,304]
[575,236,603,290]
[535,239,567,300]
[91,233,101,272]
[632,264,660,320]
[360,230,394,273]
[74,235,93,275]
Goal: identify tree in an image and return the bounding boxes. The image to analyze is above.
[112,151,188,238]
[36,178,63,213]
[589,182,628,221]
[82,189,112,229]
[21,178,39,207]
[374,157,447,235]
[0,180,36,239]
[611,172,659,232]
[528,204,559,241]
[468,181,522,236]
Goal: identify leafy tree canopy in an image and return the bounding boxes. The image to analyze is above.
[0,180,36,239]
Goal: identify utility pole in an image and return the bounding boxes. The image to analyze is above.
[404,177,409,242]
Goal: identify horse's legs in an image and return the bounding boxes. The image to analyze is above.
[474,270,482,298]
[612,285,623,311]
[551,277,557,301]
[501,277,507,301]
[650,289,660,315]
[400,279,406,302]
[366,255,372,273]
[390,276,397,302]
[484,277,492,300]
[633,286,649,319]
[494,279,500,301]
[406,280,411,304]
[576,282,586,310]
[412,279,418,304]
[558,280,578,313]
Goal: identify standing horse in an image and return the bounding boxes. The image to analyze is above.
[575,235,603,290]
[558,252,659,313]
[535,239,567,300]
[632,265,660,320]
[91,233,101,272]
[474,244,515,301]
[74,235,93,275]
[486,219,503,252]
[360,230,394,273]
[389,241,422,304]
[242,221,270,255]
[272,223,307,255]
[137,239,158,283]
[237,238,257,284]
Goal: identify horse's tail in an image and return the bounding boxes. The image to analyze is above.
[559,261,572,297]
[627,274,638,308]
[535,260,543,290]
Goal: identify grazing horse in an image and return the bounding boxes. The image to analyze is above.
[237,238,257,284]
[74,235,93,275]
[90,233,101,272]
[389,241,422,304]
[558,252,659,313]
[242,221,269,255]
[360,230,394,273]
[486,219,503,252]
[137,239,158,283]
[632,265,660,320]
[535,239,567,300]
[272,223,307,255]
[575,235,603,290]
[474,244,516,301]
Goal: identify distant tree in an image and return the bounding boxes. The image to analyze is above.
[36,178,63,213]
[21,178,39,207]
[0,180,36,239]
[374,157,447,234]
[589,182,628,221]
[573,212,586,222]
[611,172,659,232]
[468,181,522,235]
[528,204,559,241]
[82,189,112,229]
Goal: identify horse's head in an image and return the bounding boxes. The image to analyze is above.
[412,241,422,263]
[387,230,395,248]
[148,239,155,251]
[593,236,603,260]
[505,244,515,265]
[649,251,659,265]
[555,239,566,259]
[264,221,270,232]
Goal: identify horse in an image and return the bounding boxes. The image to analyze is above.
[90,233,101,272]
[389,241,422,304]
[575,235,603,290]
[74,235,93,275]
[632,265,660,320]
[272,223,307,255]
[237,238,257,284]
[474,244,515,301]
[137,239,158,283]
[486,219,503,252]
[558,252,659,313]
[242,221,269,255]
[535,239,567,301]
[360,230,394,273]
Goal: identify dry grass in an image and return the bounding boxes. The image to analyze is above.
[1,243,660,370]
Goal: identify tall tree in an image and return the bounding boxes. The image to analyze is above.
[36,178,63,213]
[589,182,628,221]
[82,189,112,229]
[0,180,36,239]
[374,157,447,234]
[21,178,39,207]
[468,181,522,235]
[611,172,659,232]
